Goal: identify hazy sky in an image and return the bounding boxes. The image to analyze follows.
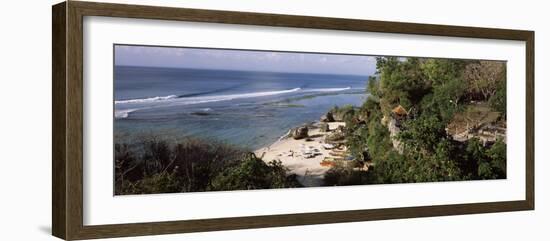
[115,45,377,76]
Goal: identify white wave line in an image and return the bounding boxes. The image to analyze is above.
[115,88,302,106]
[304,87,351,92]
[114,108,139,119]
[115,95,178,104]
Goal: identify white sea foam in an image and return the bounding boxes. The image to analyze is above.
[304,87,351,92]
[114,95,178,104]
[114,109,138,119]
[115,88,302,107]
[114,88,303,118]
[114,86,360,119]
[189,88,301,102]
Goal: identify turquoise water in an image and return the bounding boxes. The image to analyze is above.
[115,66,369,150]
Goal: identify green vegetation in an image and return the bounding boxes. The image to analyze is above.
[326,57,507,185]
[210,154,302,191]
[115,138,302,195]
[324,162,373,186]
[329,105,357,122]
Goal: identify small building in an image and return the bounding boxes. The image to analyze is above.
[391,105,408,122]
[386,105,408,154]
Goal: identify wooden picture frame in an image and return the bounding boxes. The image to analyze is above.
[52,1,534,240]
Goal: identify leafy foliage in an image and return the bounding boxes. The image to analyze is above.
[336,57,507,185]
[464,138,507,179]
[489,76,507,116]
[209,153,301,191]
[115,138,302,195]
[323,163,373,186]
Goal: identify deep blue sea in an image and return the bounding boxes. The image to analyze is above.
[114,66,369,150]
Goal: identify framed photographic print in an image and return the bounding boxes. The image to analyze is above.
[52,1,534,240]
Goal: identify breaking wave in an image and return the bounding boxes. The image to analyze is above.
[114,88,303,119]
[114,108,139,119]
[115,95,178,104]
[304,87,351,92]
[114,87,358,119]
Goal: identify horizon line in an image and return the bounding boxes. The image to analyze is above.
[114,64,373,77]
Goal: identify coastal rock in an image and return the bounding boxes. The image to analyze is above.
[319,123,330,132]
[386,116,404,154]
[326,132,345,142]
[292,126,309,140]
[320,112,335,122]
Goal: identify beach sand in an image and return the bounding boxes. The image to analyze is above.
[254,122,346,187]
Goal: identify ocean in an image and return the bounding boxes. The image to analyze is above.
[114,66,369,150]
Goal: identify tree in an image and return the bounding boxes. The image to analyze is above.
[375,57,431,115]
[431,77,467,121]
[398,113,447,153]
[489,76,507,115]
[486,139,507,178]
[463,138,506,180]
[421,58,466,86]
[367,76,380,98]
[463,61,506,101]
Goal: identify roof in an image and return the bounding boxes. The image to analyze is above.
[392,105,408,116]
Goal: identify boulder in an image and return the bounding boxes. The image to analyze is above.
[320,112,335,122]
[319,123,330,132]
[326,132,345,142]
[292,126,309,140]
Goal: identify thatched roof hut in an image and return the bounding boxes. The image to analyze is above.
[392,105,408,116]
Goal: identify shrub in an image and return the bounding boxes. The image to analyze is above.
[330,105,356,122]
[323,164,372,186]
[130,170,182,194]
[114,138,301,195]
[462,138,507,180]
[482,139,507,179]
[209,153,302,191]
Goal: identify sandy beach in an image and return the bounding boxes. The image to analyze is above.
[254,122,348,187]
